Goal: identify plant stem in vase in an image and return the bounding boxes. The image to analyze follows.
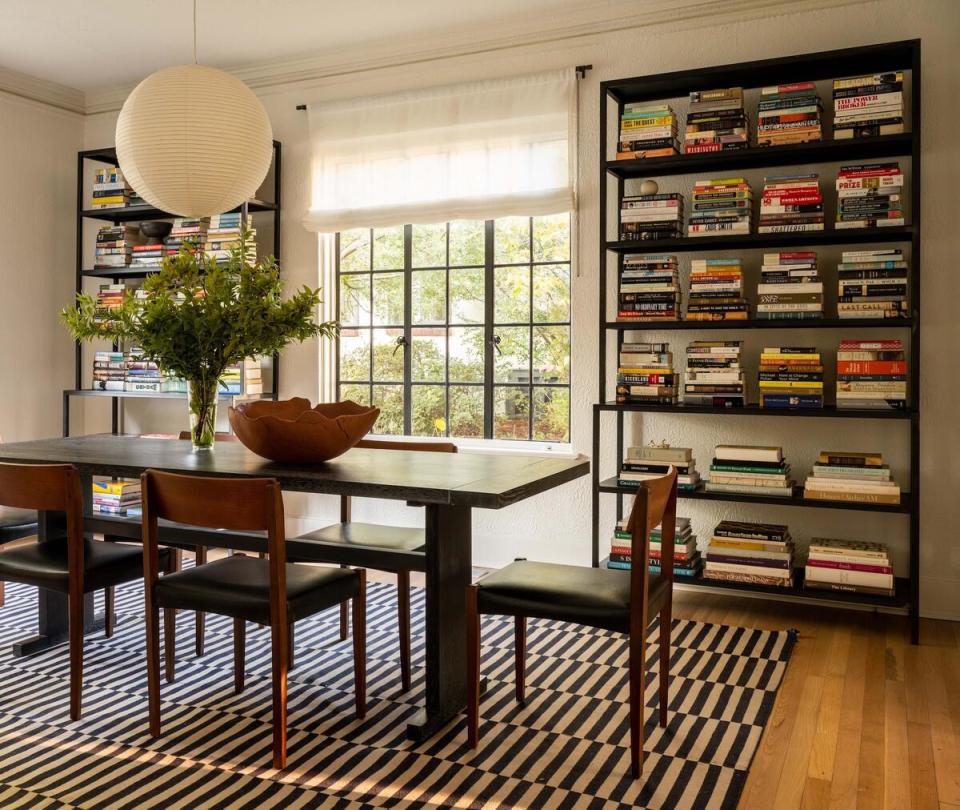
[187,379,219,451]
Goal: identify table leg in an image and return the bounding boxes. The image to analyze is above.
[406,503,472,742]
[11,507,101,658]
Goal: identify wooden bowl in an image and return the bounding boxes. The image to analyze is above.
[228,398,380,463]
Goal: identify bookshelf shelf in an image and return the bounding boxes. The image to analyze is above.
[81,199,278,223]
[62,389,278,401]
[593,40,922,642]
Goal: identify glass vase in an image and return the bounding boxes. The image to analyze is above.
[186,379,218,451]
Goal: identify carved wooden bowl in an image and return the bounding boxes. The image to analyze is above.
[228,398,380,463]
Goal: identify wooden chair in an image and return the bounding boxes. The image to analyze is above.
[291,438,458,691]
[466,468,678,778]
[0,461,172,720]
[141,469,367,769]
[0,505,39,608]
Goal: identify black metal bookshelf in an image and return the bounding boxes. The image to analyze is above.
[593,41,921,642]
[66,142,282,437]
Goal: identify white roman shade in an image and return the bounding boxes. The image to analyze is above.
[303,70,577,232]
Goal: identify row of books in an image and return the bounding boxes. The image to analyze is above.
[617,248,909,322]
[92,352,263,395]
[615,73,905,160]
[89,166,144,210]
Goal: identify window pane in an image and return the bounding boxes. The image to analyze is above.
[532,213,570,262]
[372,328,404,381]
[495,216,531,264]
[412,223,446,268]
[373,227,403,270]
[494,326,530,384]
[449,267,484,324]
[533,387,569,442]
[339,383,370,405]
[494,266,530,324]
[372,272,404,325]
[339,274,370,327]
[372,385,403,435]
[339,329,370,381]
[411,385,447,436]
[411,328,445,383]
[449,220,484,266]
[411,270,446,324]
[532,325,570,384]
[494,386,530,440]
[532,264,569,323]
[339,229,370,273]
[448,326,484,383]
[449,385,484,438]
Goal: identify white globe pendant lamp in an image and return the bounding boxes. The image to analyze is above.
[115,2,273,218]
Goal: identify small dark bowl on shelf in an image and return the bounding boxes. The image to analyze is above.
[140,221,173,244]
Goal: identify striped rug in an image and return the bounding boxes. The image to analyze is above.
[0,576,795,809]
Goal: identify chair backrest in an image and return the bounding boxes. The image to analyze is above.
[342,439,458,521]
[623,468,678,618]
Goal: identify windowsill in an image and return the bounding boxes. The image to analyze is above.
[366,434,577,458]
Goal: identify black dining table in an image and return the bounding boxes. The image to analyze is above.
[0,434,589,740]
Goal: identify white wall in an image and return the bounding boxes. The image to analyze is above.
[0,92,81,442]
[81,0,960,618]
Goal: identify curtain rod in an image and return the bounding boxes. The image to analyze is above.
[294,65,593,110]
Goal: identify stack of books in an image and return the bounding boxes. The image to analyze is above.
[684,340,744,406]
[758,173,824,233]
[704,520,794,587]
[757,251,823,320]
[837,249,908,319]
[130,242,165,269]
[92,351,125,391]
[688,177,752,237]
[619,444,700,492]
[608,517,701,579]
[803,450,901,505]
[836,339,907,410]
[94,225,140,270]
[617,254,681,322]
[165,218,209,256]
[616,103,679,159]
[95,283,125,313]
[206,213,255,263]
[705,445,793,498]
[757,81,823,146]
[619,193,684,241]
[242,358,264,395]
[686,257,749,320]
[92,477,142,517]
[90,166,131,209]
[163,373,188,394]
[684,87,748,154]
[615,341,677,404]
[758,346,824,409]
[804,538,894,597]
[219,360,262,395]
[125,347,163,393]
[835,163,904,228]
[832,72,905,139]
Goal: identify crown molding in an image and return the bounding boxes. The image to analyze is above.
[84,0,873,116]
[0,64,85,115]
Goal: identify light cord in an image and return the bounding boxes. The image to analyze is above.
[193,0,198,63]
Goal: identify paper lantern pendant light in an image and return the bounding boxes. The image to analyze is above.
[115,64,273,218]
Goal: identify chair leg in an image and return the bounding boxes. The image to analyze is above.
[104,586,114,638]
[146,603,162,737]
[514,615,526,704]
[234,618,246,694]
[466,585,481,748]
[659,598,672,728]
[194,546,207,656]
[339,564,349,641]
[352,570,367,719]
[397,569,411,691]
[271,619,289,769]
[163,608,176,683]
[629,625,646,779]
[69,586,84,721]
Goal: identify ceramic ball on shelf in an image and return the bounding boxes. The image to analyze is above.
[639,179,659,195]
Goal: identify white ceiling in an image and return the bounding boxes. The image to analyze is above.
[0,0,600,93]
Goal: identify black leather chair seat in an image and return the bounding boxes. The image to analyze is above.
[0,506,38,543]
[297,522,425,552]
[475,560,669,634]
[154,555,360,625]
[0,540,165,593]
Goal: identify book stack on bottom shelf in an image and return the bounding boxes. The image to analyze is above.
[704,520,794,588]
[92,477,141,518]
[758,346,824,409]
[616,341,677,404]
[804,450,901,505]
[837,339,907,410]
[757,251,823,320]
[608,516,701,580]
[683,340,744,406]
[618,444,700,492]
[705,444,794,498]
[804,538,894,597]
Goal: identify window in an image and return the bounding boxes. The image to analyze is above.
[337,214,571,442]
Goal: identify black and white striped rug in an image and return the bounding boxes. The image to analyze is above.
[0,577,795,809]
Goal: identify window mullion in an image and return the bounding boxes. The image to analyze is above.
[403,224,413,435]
[483,220,495,440]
